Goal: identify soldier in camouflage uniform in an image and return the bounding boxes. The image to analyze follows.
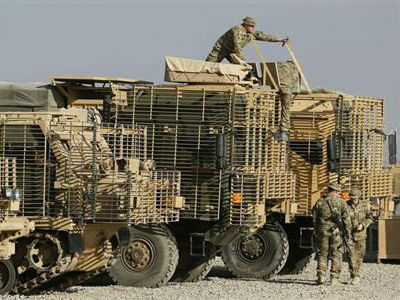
[271,61,299,141]
[346,188,373,285]
[312,182,351,285]
[206,17,288,66]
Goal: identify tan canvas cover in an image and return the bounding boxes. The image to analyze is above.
[165,56,250,82]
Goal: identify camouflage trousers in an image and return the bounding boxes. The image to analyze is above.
[280,86,293,131]
[316,234,343,279]
[206,49,235,63]
[348,239,366,278]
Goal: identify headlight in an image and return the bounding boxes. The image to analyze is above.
[370,197,380,206]
[4,188,20,201]
[5,188,12,198]
[13,188,20,200]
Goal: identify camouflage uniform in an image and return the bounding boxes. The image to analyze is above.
[312,183,351,284]
[206,18,281,64]
[276,61,299,132]
[346,189,373,281]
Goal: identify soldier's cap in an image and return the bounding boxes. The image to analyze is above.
[349,188,362,198]
[242,17,256,26]
[327,182,341,192]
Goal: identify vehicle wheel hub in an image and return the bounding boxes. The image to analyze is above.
[26,234,62,272]
[123,240,153,270]
[238,234,266,261]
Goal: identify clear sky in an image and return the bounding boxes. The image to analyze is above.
[0,0,399,130]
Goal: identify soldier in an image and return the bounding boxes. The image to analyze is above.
[312,182,351,285]
[271,61,299,141]
[346,188,373,285]
[206,17,288,66]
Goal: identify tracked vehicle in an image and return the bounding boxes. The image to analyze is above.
[0,82,183,293]
[0,190,34,294]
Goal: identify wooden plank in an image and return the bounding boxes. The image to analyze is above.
[378,219,400,260]
[285,41,311,93]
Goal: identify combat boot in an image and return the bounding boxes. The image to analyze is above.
[316,275,324,285]
[351,277,360,285]
[330,277,339,286]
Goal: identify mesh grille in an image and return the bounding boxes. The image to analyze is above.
[227,172,296,227]
[0,124,47,216]
[112,86,295,226]
[335,97,385,172]
[0,113,181,224]
[290,94,390,215]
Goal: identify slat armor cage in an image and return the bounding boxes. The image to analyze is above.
[289,93,392,215]
[112,85,296,228]
[0,112,181,224]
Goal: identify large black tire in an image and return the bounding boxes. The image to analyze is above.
[83,272,114,286]
[0,259,16,294]
[108,224,178,288]
[221,223,289,280]
[171,244,216,283]
[279,248,313,275]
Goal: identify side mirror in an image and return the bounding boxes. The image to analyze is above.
[216,133,228,170]
[388,131,397,165]
[327,136,338,172]
[370,197,380,206]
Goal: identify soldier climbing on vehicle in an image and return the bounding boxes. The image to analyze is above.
[312,182,351,286]
[206,17,296,142]
[271,60,299,142]
[206,17,288,66]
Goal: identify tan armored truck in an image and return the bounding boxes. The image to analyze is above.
[0,82,183,293]
[46,53,394,283]
[284,91,393,272]
[108,56,393,279]
[49,65,296,283]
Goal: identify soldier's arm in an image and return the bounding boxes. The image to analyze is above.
[231,48,246,62]
[311,202,319,232]
[253,31,282,42]
[341,202,352,238]
[232,32,246,61]
[363,205,374,229]
[229,54,252,68]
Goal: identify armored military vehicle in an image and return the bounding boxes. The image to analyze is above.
[0,82,183,293]
[281,90,393,273]
[48,54,394,284]
[49,60,296,283]
[1,48,393,291]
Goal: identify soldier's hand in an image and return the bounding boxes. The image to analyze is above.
[347,236,354,247]
[281,36,289,46]
[356,224,364,231]
[244,63,252,69]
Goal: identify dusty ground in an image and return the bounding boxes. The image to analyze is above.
[4,259,400,300]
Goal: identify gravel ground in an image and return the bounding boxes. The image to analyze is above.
[4,259,399,300]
